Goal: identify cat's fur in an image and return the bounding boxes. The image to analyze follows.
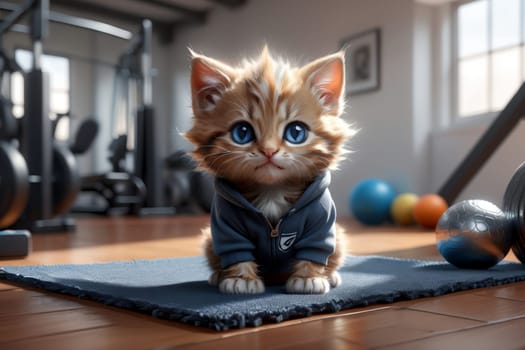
[185,47,353,294]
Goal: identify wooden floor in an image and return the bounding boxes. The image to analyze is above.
[1,214,525,349]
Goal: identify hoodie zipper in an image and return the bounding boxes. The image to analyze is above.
[265,216,282,238]
[264,216,282,263]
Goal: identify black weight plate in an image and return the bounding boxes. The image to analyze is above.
[0,142,29,228]
[0,96,17,140]
[503,164,524,261]
[503,162,525,263]
[52,145,80,216]
[517,184,525,262]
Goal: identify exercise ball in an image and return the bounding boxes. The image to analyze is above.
[390,193,419,226]
[350,179,396,225]
[413,194,448,229]
[436,200,512,269]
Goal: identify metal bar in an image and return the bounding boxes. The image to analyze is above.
[32,40,42,69]
[30,0,47,42]
[123,34,143,57]
[141,19,152,106]
[437,81,525,203]
[31,0,47,69]
[134,105,161,207]
[51,0,167,27]
[10,23,29,34]
[49,11,132,40]
[20,69,52,221]
[0,0,35,35]
[0,1,133,40]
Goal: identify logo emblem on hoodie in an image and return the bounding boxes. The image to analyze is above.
[278,232,297,252]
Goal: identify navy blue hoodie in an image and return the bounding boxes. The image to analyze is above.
[210,171,336,276]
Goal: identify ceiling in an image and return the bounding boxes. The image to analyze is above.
[1,0,248,44]
[53,0,248,43]
[415,0,457,4]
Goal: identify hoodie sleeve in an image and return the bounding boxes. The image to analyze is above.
[210,196,257,269]
[293,190,337,266]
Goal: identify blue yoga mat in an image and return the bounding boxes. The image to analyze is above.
[2,256,525,331]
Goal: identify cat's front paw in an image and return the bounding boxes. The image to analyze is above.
[286,276,330,294]
[219,277,265,294]
[328,271,342,288]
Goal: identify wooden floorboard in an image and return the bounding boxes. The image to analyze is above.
[0,281,19,291]
[169,306,484,350]
[406,293,525,322]
[0,308,112,344]
[2,306,226,350]
[1,214,525,349]
[0,289,85,317]
[384,317,525,350]
[473,282,525,301]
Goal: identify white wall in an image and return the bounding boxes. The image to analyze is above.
[412,3,434,196]
[171,0,424,214]
[431,122,525,207]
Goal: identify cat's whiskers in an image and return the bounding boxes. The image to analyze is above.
[300,153,331,168]
[203,148,233,163]
[207,152,238,169]
[284,155,330,178]
[213,153,248,176]
[201,145,247,165]
[203,152,230,164]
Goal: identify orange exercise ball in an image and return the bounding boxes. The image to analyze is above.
[412,194,448,229]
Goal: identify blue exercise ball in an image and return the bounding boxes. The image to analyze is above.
[350,179,396,225]
[436,200,513,269]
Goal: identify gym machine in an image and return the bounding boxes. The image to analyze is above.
[117,22,214,215]
[0,0,79,232]
[76,19,174,216]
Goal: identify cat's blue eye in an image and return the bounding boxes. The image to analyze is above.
[231,122,255,145]
[284,122,309,144]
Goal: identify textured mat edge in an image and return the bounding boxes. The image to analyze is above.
[2,258,525,331]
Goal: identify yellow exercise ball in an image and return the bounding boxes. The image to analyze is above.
[390,193,419,225]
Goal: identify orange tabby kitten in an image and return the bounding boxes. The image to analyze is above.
[185,47,353,294]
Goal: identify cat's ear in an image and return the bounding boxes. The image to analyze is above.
[301,52,345,115]
[190,50,236,112]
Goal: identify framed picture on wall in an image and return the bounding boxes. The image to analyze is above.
[340,28,380,96]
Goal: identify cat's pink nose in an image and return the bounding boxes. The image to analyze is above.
[261,149,279,159]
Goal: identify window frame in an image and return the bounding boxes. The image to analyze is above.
[11,47,72,140]
[451,0,523,125]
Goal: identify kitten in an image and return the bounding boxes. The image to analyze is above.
[185,47,353,294]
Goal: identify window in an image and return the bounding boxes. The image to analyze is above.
[11,49,71,140]
[455,0,524,118]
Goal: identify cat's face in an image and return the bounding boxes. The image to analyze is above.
[186,47,353,186]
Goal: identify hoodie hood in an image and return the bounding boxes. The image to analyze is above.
[214,171,331,214]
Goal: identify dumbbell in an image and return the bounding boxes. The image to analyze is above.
[436,162,525,269]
